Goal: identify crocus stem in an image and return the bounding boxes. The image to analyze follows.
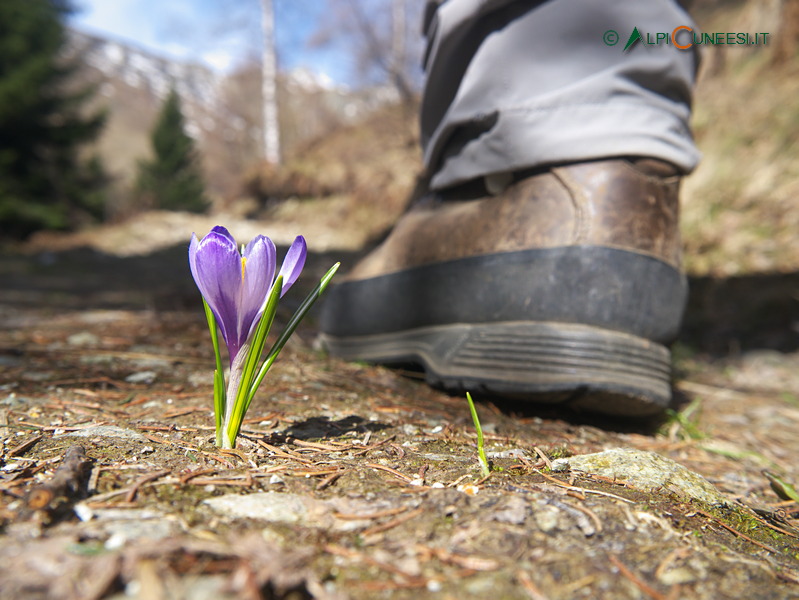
[221,344,249,449]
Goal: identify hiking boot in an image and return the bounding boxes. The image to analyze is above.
[319,159,687,416]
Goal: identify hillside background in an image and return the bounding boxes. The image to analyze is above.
[17,0,799,281]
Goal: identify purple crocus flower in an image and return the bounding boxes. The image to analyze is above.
[189,226,307,364]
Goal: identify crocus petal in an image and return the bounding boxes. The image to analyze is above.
[188,233,201,288]
[239,235,277,342]
[209,225,236,245]
[277,236,307,296]
[190,229,244,361]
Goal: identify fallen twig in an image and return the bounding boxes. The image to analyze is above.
[316,470,346,490]
[361,506,425,536]
[532,447,553,471]
[256,440,313,464]
[188,472,254,487]
[516,570,551,600]
[26,445,91,512]
[8,434,44,457]
[365,462,413,483]
[324,543,423,582]
[124,469,171,503]
[179,468,217,484]
[419,545,500,571]
[334,505,410,521]
[694,509,779,554]
[609,554,668,600]
[535,469,634,503]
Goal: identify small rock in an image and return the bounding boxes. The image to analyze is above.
[64,425,146,441]
[130,358,172,371]
[552,448,730,506]
[481,422,498,434]
[1,394,27,407]
[67,332,99,346]
[206,492,411,534]
[486,448,529,460]
[426,580,442,592]
[79,354,117,366]
[104,518,176,549]
[421,453,469,462]
[74,506,178,548]
[658,566,701,586]
[125,370,157,384]
[533,505,561,533]
[490,495,528,524]
[204,492,333,528]
[188,371,214,387]
[21,371,54,382]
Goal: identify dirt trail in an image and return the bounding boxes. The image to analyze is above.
[1,236,798,599]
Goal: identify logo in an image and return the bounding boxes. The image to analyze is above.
[603,26,770,50]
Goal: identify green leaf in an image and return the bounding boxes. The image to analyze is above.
[224,275,283,447]
[202,298,226,446]
[764,471,799,503]
[213,369,225,446]
[246,262,340,410]
[467,392,490,477]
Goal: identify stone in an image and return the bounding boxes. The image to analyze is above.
[551,448,730,506]
[64,425,146,441]
[125,370,157,384]
[67,332,99,346]
[489,495,528,524]
[205,492,331,527]
[205,492,412,533]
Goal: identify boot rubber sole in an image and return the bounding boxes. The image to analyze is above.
[320,246,686,416]
[320,320,671,416]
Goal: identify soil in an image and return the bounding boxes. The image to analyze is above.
[1,229,798,600]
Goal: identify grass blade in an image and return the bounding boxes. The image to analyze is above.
[467,392,490,477]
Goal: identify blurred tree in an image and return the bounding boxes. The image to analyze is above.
[0,0,108,239]
[261,0,281,164]
[136,89,208,213]
[311,0,424,104]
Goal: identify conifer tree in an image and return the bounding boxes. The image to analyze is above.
[136,89,208,213]
[0,0,108,238]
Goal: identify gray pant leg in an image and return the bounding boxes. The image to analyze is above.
[421,0,701,190]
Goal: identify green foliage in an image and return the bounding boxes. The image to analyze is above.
[662,398,706,441]
[136,89,208,213]
[466,392,490,477]
[0,0,108,239]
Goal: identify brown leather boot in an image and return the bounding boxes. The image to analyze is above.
[320,159,687,416]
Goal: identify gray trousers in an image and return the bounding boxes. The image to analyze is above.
[421,0,701,191]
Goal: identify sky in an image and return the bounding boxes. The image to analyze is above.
[69,0,352,84]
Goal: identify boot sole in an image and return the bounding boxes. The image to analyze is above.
[320,246,686,416]
[320,321,671,416]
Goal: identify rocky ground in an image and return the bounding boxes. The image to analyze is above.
[0,222,798,600]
